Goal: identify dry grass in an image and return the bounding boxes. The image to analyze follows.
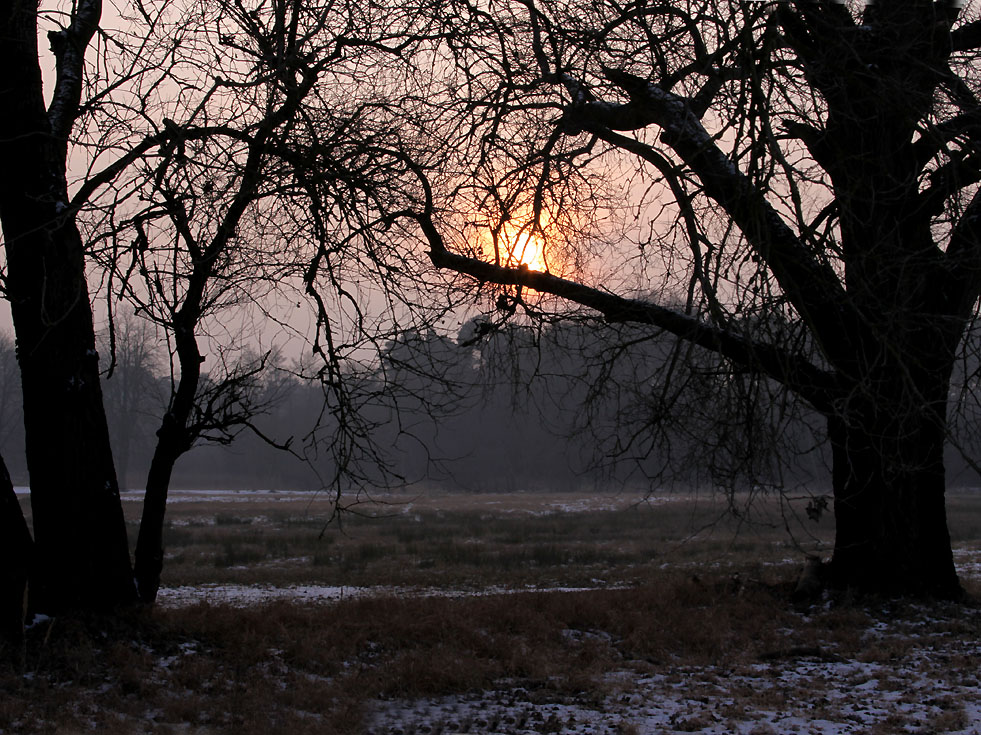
[105,488,837,590]
[6,488,981,734]
[5,576,979,735]
[1,572,799,735]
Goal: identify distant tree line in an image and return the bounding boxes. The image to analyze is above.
[9,311,979,499]
[18,310,978,505]
[3,315,842,496]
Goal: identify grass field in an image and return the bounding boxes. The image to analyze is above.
[4,488,981,734]
[139,488,835,591]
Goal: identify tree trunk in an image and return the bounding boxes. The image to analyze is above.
[133,423,185,604]
[0,0,136,614]
[13,282,137,614]
[134,329,202,604]
[0,455,31,667]
[827,390,960,598]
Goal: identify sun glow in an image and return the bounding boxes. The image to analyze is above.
[501,225,549,272]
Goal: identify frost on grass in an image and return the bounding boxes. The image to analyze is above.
[365,603,981,735]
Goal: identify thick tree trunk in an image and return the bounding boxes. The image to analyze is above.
[12,272,137,613]
[0,0,135,614]
[827,392,960,598]
[0,455,31,667]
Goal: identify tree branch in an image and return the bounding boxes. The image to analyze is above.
[561,69,858,370]
[943,188,981,322]
[419,213,836,413]
[47,0,102,143]
[951,18,981,52]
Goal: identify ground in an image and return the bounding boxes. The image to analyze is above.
[364,602,981,734]
[5,487,981,734]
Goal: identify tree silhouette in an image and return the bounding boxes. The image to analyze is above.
[0,0,456,612]
[415,0,981,596]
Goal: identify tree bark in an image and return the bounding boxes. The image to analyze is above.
[134,419,188,604]
[134,328,201,604]
[827,379,960,598]
[0,455,31,667]
[12,266,136,613]
[0,0,136,614]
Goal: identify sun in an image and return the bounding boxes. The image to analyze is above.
[503,226,549,272]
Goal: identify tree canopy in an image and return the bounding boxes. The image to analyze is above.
[412,0,981,596]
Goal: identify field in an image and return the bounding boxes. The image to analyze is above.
[4,487,981,734]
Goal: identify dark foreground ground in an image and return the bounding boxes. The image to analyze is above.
[5,489,981,734]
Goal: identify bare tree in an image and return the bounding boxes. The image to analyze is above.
[410,0,981,597]
[1,0,137,612]
[1,0,459,612]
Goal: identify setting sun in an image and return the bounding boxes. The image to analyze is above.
[503,226,549,272]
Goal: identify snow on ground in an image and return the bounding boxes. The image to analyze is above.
[122,488,321,503]
[156,583,618,607]
[496,495,682,516]
[156,584,380,606]
[156,548,981,609]
[363,653,981,735]
[954,548,981,581]
[17,485,981,733]
[364,612,981,735]
[157,561,981,735]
